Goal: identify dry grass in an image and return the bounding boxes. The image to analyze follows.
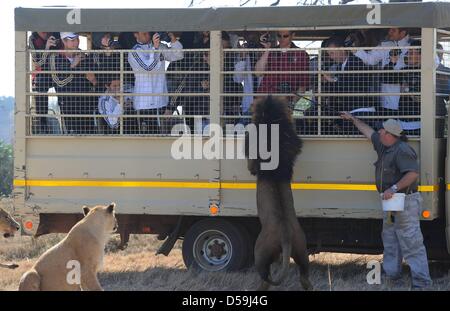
[1,233,449,291]
[2,197,449,291]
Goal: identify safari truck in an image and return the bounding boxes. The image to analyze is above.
[13,2,450,272]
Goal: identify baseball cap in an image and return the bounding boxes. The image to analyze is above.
[382,119,403,137]
[60,32,79,40]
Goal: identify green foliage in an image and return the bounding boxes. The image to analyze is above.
[0,140,13,196]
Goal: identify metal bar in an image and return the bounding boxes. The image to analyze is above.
[14,30,28,215]
[437,29,450,36]
[26,92,422,97]
[26,114,210,118]
[227,69,422,74]
[27,70,211,74]
[119,50,124,135]
[209,31,221,128]
[420,27,438,218]
[27,92,212,96]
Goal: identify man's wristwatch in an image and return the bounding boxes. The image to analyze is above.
[390,184,399,193]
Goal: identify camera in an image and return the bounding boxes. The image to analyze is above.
[107,40,121,49]
[48,36,61,50]
[389,49,400,57]
[344,38,354,48]
[157,32,171,43]
[259,32,270,43]
[344,32,364,47]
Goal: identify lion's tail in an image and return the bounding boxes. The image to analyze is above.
[265,240,292,286]
[18,269,41,291]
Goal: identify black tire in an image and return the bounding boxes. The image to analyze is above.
[182,218,251,272]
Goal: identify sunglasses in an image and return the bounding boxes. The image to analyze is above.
[277,33,291,38]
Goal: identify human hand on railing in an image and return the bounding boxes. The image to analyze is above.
[322,74,337,83]
[153,33,161,49]
[201,80,210,91]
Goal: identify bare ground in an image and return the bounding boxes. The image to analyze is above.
[1,233,449,291]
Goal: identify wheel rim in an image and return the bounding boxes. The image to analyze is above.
[192,229,233,272]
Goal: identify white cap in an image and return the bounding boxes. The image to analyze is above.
[382,119,403,137]
[60,32,79,40]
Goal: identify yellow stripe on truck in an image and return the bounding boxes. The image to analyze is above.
[13,179,437,192]
[13,179,219,189]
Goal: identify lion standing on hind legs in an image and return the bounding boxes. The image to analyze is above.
[19,203,118,291]
[245,96,312,291]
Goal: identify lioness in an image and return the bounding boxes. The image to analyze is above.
[246,96,312,291]
[0,207,21,269]
[19,203,118,291]
[0,207,20,239]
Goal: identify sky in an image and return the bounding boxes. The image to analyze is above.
[0,0,443,97]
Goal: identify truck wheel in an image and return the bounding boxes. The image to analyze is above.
[182,219,250,272]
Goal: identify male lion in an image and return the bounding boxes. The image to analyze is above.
[246,96,312,291]
[19,203,118,291]
[0,207,20,269]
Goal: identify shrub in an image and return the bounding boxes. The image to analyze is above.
[0,141,13,196]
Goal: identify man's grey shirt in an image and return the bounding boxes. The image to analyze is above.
[371,132,419,193]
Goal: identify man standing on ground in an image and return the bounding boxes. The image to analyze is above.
[341,112,432,289]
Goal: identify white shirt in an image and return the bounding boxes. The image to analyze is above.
[233,55,261,114]
[354,35,411,110]
[128,40,183,110]
[98,95,123,128]
[341,57,348,71]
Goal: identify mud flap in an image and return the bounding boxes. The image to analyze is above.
[156,216,184,256]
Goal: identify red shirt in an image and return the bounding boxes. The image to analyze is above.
[257,44,310,94]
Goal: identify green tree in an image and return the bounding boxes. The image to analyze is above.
[0,141,13,196]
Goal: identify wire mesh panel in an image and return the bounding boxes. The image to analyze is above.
[27,31,211,136]
[437,31,450,138]
[25,30,448,139]
[221,31,425,138]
